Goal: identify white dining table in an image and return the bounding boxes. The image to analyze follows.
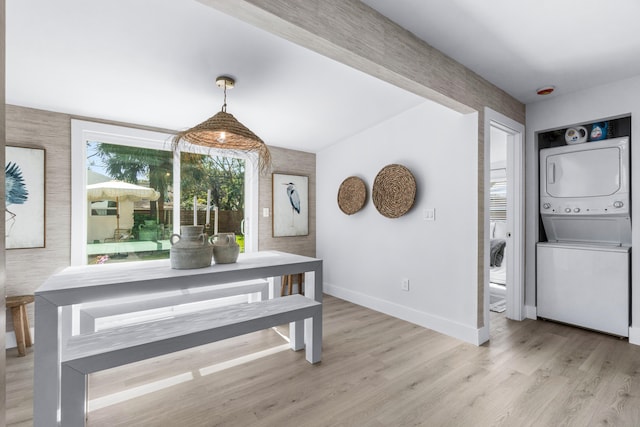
[33,250,323,427]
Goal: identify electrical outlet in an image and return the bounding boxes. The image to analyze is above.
[423,208,435,221]
[401,278,410,291]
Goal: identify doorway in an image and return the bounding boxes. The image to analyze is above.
[489,126,509,313]
[484,108,525,328]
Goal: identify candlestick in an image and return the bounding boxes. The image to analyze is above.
[214,206,219,235]
[205,189,211,227]
[193,195,197,226]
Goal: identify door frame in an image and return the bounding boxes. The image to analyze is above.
[484,108,525,325]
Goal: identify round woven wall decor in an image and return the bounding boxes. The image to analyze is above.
[337,176,367,215]
[372,164,416,218]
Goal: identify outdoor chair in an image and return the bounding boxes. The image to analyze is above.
[104,228,133,242]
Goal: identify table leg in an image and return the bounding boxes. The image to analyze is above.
[267,276,282,299]
[61,364,87,427]
[305,267,322,303]
[61,305,73,347]
[304,266,322,363]
[34,295,61,427]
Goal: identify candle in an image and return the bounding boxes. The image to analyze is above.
[214,206,219,235]
[193,195,197,226]
[205,189,211,226]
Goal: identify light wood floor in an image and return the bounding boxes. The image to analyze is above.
[7,295,640,426]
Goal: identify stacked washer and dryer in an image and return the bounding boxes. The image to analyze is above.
[537,136,631,337]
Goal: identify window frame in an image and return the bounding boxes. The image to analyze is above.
[71,119,259,266]
[90,200,118,216]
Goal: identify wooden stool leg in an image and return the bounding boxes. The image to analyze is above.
[11,305,26,357]
[22,304,32,348]
[298,273,304,295]
[288,275,294,295]
[281,275,288,297]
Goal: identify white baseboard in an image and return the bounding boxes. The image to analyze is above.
[5,328,34,350]
[324,282,486,346]
[525,304,537,320]
[628,325,640,345]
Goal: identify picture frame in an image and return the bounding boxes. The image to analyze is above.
[5,146,46,249]
[272,173,309,237]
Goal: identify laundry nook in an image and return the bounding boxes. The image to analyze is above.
[537,117,632,336]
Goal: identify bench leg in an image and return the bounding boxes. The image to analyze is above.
[61,364,88,427]
[79,309,97,335]
[289,320,305,351]
[305,313,322,364]
[248,285,269,303]
[247,291,258,303]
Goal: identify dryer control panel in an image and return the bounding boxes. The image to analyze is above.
[540,197,629,216]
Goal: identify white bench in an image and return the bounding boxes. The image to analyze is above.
[61,294,321,426]
[77,279,270,334]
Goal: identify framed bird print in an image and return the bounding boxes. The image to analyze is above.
[5,146,46,249]
[272,173,308,237]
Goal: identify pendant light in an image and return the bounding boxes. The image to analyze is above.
[173,75,271,173]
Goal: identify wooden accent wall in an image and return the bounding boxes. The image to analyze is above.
[5,106,72,334]
[258,146,316,257]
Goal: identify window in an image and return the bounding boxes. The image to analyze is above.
[90,200,117,216]
[490,169,507,221]
[71,120,258,266]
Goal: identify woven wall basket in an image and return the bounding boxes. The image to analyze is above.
[372,164,416,218]
[337,176,367,215]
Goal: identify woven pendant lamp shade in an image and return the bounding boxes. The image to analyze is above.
[172,76,271,173]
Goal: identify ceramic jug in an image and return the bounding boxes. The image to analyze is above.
[211,233,240,264]
[565,126,588,144]
[169,225,213,269]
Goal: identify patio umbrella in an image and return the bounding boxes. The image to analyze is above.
[87,180,160,236]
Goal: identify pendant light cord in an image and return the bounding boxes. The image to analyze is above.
[222,82,228,112]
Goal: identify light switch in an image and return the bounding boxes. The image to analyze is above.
[423,208,435,221]
[262,208,270,217]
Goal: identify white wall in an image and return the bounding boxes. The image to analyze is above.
[317,100,479,343]
[490,126,508,170]
[87,200,134,243]
[526,75,640,343]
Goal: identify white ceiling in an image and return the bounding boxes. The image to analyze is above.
[6,0,425,152]
[363,0,640,104]
[7,1,640,152]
